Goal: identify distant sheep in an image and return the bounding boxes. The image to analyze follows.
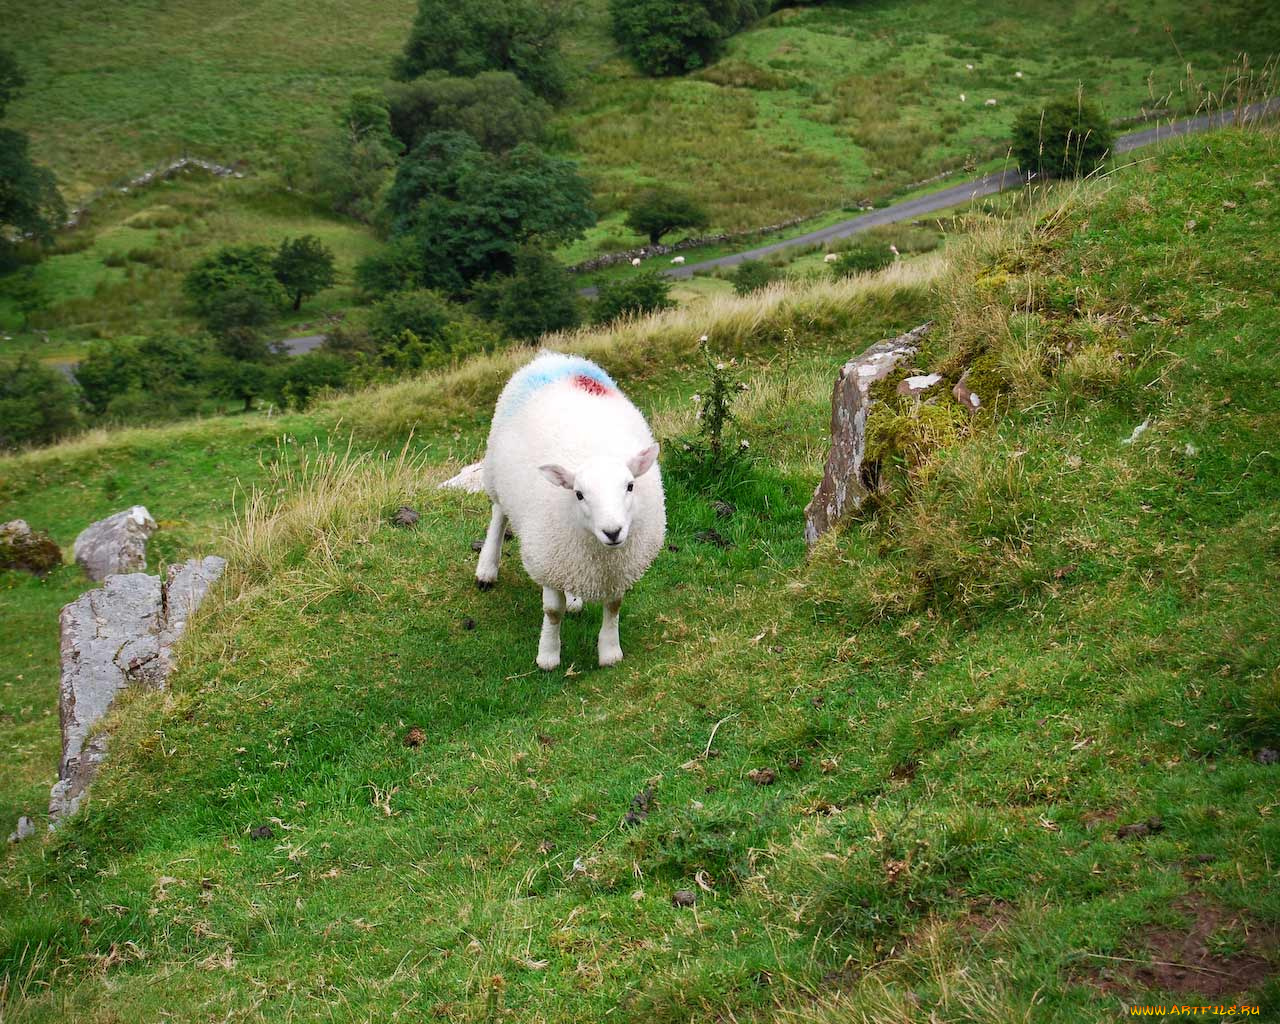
[985,98,998,106]
[671,256,685,265]
[889,244,900,258]
[478,352,666,670]
[631,257,642,267]
[960,93,967,102]
[823,253,839,263]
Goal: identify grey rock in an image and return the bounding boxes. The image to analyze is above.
[49,555,226,825]
[804,324,931,545]
[73,506,158,580]
[896,372,942,398]
[8,815,35,843]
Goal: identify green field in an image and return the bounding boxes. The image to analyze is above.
[1,126,1277,1021]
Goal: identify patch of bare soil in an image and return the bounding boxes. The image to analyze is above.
[1086,894,1277,999]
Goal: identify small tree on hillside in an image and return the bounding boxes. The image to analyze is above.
[386,71,550,153]
[1012,96,1114,179]
[314,90,402,223]
[608,0,769,76]
[184,245,287,336]
[625,187,710,246]
[0,49,65,269]
[273,236,336,311]
[471,245,581,341]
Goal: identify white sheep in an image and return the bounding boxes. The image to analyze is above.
[631,257,642,267]
[671,256,685,265]
[823,252,839,263]
[985,98,998,107]
[477,352,666,670]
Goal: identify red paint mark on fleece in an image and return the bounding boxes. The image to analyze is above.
[572,375,613,396]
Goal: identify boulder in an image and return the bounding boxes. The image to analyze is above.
[804,323,932,545]
[49,555,226,826]
[73,506,158,580]
[0,520,62,575]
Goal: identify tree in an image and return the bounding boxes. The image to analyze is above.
[1012,95,1114,179]
[729,259,778,295]
[270,352,351,410]
[609,0,769,76]
[184,245,287,336]
[592,270,674,325]
[471,245,580,340]
[378,131,594,294]
[367,289,456,351]
[355,236,425,298]
[395,0,568,101]
[386,71,550,153]
[625,187,710,246]
[0,355,79,450]
[0,49,65,270]
[273,236,336,311]
[313,90,401,223]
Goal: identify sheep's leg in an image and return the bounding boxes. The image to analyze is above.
[565,593,583,614]
[598,596,624,667]
[475,502,505,589]
[537,587,566,671]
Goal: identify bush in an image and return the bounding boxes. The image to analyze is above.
[592,270,674,325]
[0,355,79,450]
[625,186,710,245]
[270,352,352,410]
[1012,95,1114,179]
[395,0,568,101]
[363,290,501,372]
[831,243,894,278]
[183,245,287,336]
[470,245,580,341]
[354,237,425,298]
[729,259,778,295]
[609,0,769,76]
[75,335,210,419]
[367,290,456,350]
[386,71,549,153]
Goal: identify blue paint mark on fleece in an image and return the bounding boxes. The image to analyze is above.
[499,355,616,417]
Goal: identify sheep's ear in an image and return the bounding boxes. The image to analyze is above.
[628,443,659,478]
[539,464,575,490]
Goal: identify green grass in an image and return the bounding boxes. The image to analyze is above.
[2,128,1278,1021]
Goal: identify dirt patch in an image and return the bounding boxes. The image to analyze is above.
[1085,895,1277,999]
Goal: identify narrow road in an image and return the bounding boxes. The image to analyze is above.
[583,97,1280,293]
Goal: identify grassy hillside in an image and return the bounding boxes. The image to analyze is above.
[2,127,1278,1021]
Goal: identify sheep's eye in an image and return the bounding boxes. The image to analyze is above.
[575,490,584,501]
[626,482,634,492]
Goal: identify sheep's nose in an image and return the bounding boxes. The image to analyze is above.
[603,528,622,545]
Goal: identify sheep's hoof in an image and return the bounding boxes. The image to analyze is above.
[536,653,560,671]
[598,646,624,668]
[565,593,583,614]
[476,578,495,591]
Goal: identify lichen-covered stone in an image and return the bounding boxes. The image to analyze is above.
[73,506,158,580]
[804,324,932,545]
[0,520,62,575]
[49,555,226,825]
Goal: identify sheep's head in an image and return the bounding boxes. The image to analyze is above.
[539,444,659,548]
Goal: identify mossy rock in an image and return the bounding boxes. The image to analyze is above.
[0,520,63,576]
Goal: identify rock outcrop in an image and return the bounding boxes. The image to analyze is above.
[0,520,62,575]
[49,555,226,826]
[804,323,932,545]
[73,506,157,580]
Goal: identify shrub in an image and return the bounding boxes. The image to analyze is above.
[729,259,778,295]
[0,355,79,450]
[609,0,769,76]
[366,290,456,350]
[1012,96,1114,179]
[75,335,210,419]
[273,236,337,311]
[395,0,568,101]
[312,90,401,223]
[386,71,549,153]
[354,237,425,298]
[625,186,710,245]
[270,352,352,410]
[470,245,580,341]
[183,245,286,336]
[592,270,674,325]
[831,243,894,278]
